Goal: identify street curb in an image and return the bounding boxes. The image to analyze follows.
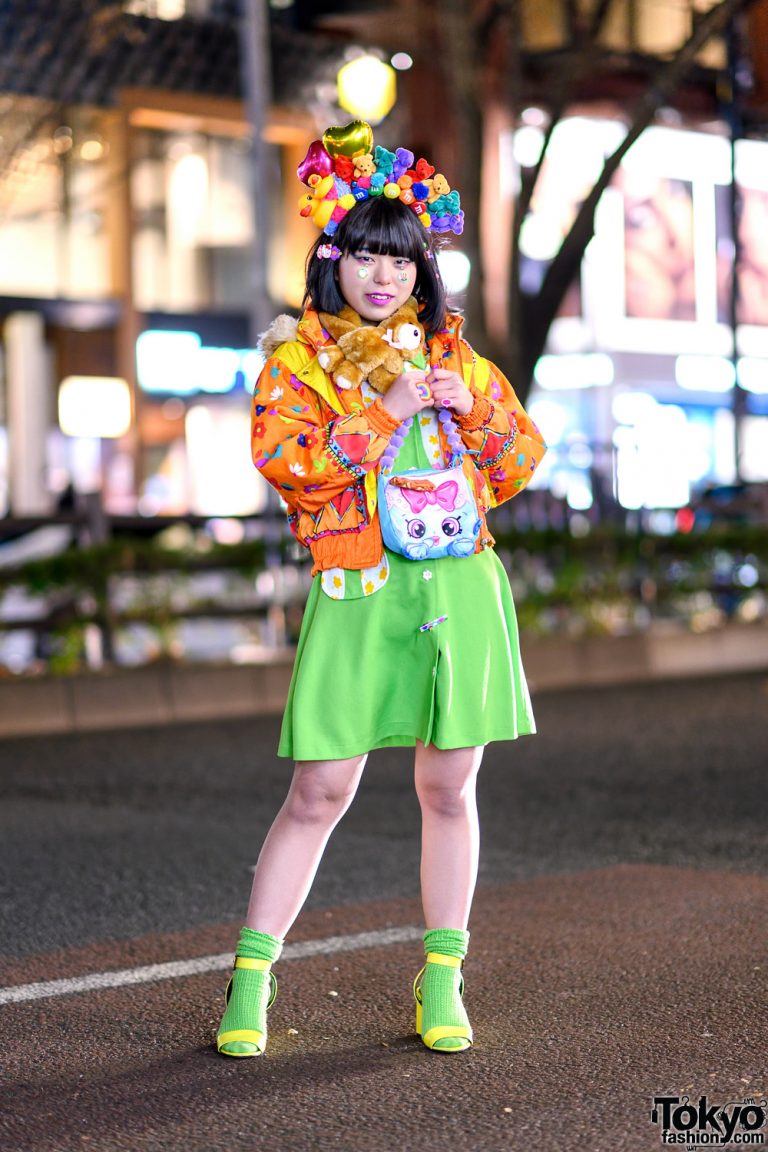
[0,656,296,738]
[522,620,768,692]
[0,623,766,739]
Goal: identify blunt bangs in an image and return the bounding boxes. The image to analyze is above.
[338,196,426,262]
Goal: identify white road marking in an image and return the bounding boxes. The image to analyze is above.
[0,926,422,1006]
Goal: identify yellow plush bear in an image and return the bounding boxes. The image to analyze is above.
[353,154,376,180]
[427,174,451,202]
[318,298,425,392]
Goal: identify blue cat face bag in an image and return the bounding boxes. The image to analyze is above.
[377,463,481,561]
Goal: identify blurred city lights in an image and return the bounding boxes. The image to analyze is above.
[737,357,768,394]
[436,250,471,294]
[161,397,185,421]
[390,52,413,71]
[58,376,132,439]
[52,127,73,155]
[337,56,396,124]
[527,397,569,444]
[613,397,691,509]
[534,353,614,390]
[565,477,593,511]
[518,212,563,260]
[513,126,545,168]
[675,355,736,393]
[123,0,185,18]
[80,138,107,162]
[136,330,261,395]
[741,417,768,481]
[521,106,548,127]
[137,331,200,395]
[185,405,267,515]
[736,562,759,588]
[168,151,208,244]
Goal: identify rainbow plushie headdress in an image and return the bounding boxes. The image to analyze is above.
[297,119,464,238]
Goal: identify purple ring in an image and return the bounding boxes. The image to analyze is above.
[441,398,453,408]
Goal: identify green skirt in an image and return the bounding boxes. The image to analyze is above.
[278,546,536,760]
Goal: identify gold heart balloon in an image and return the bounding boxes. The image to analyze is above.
[322,120,374,159]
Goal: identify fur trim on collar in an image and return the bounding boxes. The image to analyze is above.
[258,313,300,357]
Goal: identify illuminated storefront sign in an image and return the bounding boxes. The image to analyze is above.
[518,115,768,505]
[136,330,263,396]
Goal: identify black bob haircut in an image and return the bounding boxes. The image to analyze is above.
[303,196,449,335]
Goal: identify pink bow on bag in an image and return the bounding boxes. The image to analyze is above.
[401,480,459,513]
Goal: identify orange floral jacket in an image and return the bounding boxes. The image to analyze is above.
[251,308,547,574]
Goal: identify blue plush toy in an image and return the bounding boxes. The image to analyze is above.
[373,146,396,175]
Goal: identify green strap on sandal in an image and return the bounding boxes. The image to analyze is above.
[216,928,282,1058]
[414,929,473,1053]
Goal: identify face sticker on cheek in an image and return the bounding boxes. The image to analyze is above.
[357,268,369,280]
[398,272,409,282]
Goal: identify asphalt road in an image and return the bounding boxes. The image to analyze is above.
[0,672,766,1152]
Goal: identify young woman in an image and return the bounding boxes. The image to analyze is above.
[216,126,547,1058]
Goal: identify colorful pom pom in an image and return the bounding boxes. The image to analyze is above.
[333,155,354,182]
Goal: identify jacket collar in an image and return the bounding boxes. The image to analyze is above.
[427,313,465,365]
[296,308,334,353]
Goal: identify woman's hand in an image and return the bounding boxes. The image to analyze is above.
[426,369,474,416]
[380,370,434,423]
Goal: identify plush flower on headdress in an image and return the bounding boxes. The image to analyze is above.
[296,119,464,238]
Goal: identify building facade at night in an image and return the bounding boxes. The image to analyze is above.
[1,0,767,523]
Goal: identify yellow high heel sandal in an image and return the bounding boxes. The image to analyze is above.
[414,952,473,1053]
[217,956,277,1058]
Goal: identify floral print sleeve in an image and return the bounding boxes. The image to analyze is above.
[251,354,400,512]
[455,355,547,505]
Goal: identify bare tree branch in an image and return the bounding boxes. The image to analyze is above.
[588,0,616,40]
[519,0,761,386]
[514,0,620,240]
[442,0,487,327]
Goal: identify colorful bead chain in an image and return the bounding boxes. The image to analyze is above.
[379,415,413,473]
[380,404,466,475]
[439,405,465,462]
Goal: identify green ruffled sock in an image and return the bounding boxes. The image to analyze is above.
[416,928,472,1053]
[216,927,283,1057]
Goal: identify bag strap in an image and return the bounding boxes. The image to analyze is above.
[380,407,465,475]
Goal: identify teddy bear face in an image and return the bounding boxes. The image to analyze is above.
[353,154,376,178]
[317,299,425,393]
[382,322,422,352]
[429,174,451,200]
